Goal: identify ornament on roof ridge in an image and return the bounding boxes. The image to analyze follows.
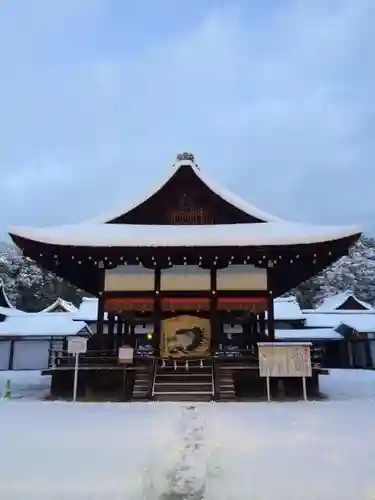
[175,152,199,170]
[176,152,195,163]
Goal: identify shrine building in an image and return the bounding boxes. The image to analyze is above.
[8,153,361,401]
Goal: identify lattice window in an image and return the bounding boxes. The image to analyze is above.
[169,206,213,224]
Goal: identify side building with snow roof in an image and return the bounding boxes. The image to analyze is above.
[303,291,375,370]
[314,291,373,312]
[0,305,91,372]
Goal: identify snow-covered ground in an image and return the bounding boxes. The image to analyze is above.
[0,370,51,400]
[0,369,375,499]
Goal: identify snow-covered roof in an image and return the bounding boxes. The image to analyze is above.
[9,155,360,248]
[74,297,107,322]
[303,310,375,328]
[315,291,373,312]
[338,316,375,333]
[0,305,28,317]
[0,314,89,337]
[272,297,305,321]
[223,324,338,339]
[41,298,78,313]
[89,157,283,224]
[9,221,360,248]
[276,328,342,340]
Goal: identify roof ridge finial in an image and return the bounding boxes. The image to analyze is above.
[175,152,200,170]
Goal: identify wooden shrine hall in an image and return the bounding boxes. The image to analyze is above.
[9,152,361,401]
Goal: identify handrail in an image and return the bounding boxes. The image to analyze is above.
[151,359,157,397]
[211,357,216,398]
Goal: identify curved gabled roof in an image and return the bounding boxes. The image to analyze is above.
[41,297,78,313]
[7,153,362,297]
[315,291,373,312]
[8,153,361,248]
[89,155,283,224]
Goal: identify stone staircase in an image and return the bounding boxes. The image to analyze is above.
[152,359,214,401]
[216,363,236,401]
[131,366,152,401]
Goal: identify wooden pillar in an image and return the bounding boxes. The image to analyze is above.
[154,268,161,357]
[108,314,115,335]
[249,313,258,347]
[258,312,266,338]
[123,321,129,336]
[97,265,106,349]
[347,340,354,368]
[107,313,115,351]
[217,315,223,349]
[123,321,131,345]
[365,338,372,368]
[266,264,275,341]
[113,316,122,351]
[116,316,123,336]
[210,268,218,352]
[210,267,219,401]
[8,340,15,370]
[241,321,249,350]
[129,323,136,348]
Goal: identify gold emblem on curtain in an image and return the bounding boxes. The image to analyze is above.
[160,315,211,358]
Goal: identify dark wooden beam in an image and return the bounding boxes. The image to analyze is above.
[97,265,106,336]
[266,265,275,341]
[210,267,218,352]
[104,289,269,299]
[154,268,161,355]
[10,232,361,298]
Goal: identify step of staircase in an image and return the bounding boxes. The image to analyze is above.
[153,384,213,393]
[152,360,214,401]
[155,394,212,402]
[217,365,236,401]
[155,376,212,384]
[155,368,213,374]
[131,368,152,401]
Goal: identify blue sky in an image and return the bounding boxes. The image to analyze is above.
[1,0,374,236]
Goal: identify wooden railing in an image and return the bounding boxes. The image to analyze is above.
[48,345,324,370]
[49,346,156,370]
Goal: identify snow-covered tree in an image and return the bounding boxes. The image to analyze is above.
[294,235,375,307]
[0,244,83,311]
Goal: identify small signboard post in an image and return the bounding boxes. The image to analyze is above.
[258,342,312,401]
[67,337,88,402]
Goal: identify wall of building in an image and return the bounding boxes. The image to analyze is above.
[0,337,75,371]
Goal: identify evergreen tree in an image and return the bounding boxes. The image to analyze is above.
[293,235,375,307]
[293,278,323,309]
[0,246,83,311]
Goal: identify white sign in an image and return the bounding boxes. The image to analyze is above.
[68,337,88,355]
[67,337,87,403]
[118,345,134,364]
[258,342,312,378]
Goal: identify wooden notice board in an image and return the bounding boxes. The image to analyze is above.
[258,342,312,378]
